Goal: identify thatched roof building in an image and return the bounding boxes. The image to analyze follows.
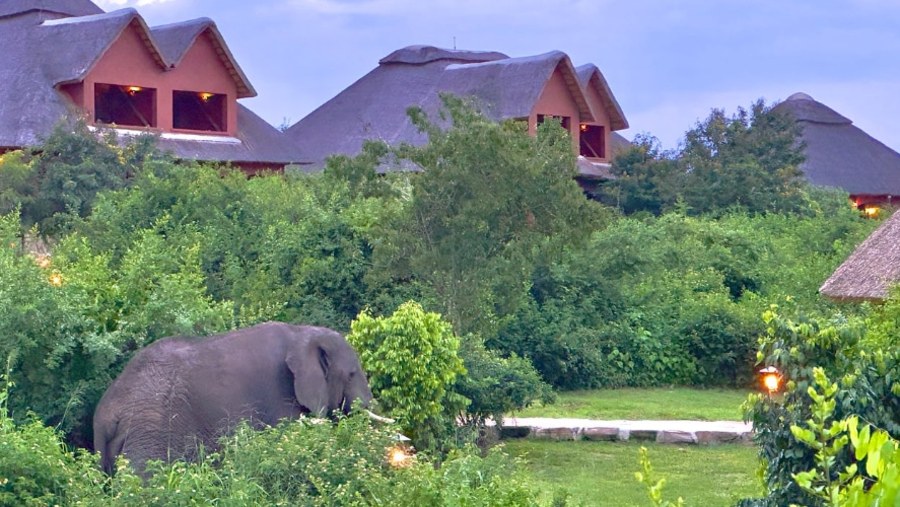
[820,211,900,301]
[0,0,299,170]
[773,93,900,208]
[286,45,629,178]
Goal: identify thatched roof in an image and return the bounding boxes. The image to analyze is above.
[0,1,296,165]
[0,0,102,19]
[820,210,900,301]
[286,45,628,170]
[609,131,632,157]
[773,92,900,196]
[574,63,628,131]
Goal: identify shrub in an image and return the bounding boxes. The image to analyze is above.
[0,369,107,507]
[348,301,467,453]
[744,305,900,506]
[455,335,554,429]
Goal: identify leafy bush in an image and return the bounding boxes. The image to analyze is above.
[790,367,900,507]
[744,305,900,506]
[455,335,554,429]
[348,301,467,452]
[0,369,107,507]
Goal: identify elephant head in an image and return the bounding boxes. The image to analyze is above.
[287,327,373,416]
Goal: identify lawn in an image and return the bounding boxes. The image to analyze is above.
[512,388,751,421]
[505,439,762,507]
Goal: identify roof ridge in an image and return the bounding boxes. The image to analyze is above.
[380,45,508,65]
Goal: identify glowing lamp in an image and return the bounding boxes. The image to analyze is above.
[388,445,413,468]
[759,366,781,394]
[580,124,588,132]
[864,206,880,218]
[48,271,63,287]
[125,86,142,95]
[198,92,215,102]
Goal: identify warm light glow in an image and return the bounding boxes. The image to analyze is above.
[864,206,880,217]
[125,86,143,95]
[759,366,781,394]
[198,92,215,102]
[580,124,588,132]
[48,271,63,287]
[388,445,412,468]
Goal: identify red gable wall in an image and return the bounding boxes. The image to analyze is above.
[528,66,583,153]
[74,22,239,136]
[583,83,613,162]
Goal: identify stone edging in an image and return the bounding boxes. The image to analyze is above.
[493,418,753,445]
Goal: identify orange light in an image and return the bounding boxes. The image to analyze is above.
[198,92,214,102]
[759,366,781,394]
[387,445,413,468]
[48,272,63,287]
[125,86,142,95]
[864,206,880,217]
[580,124,588,132]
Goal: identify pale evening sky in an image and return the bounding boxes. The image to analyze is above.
[95,0,900,151]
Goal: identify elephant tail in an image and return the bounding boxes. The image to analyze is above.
[94,417,125,475]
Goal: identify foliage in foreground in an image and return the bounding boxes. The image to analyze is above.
[744,301,900,506]
[790,368,900,507]
[0,372,550,507]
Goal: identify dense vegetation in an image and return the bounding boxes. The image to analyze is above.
[0,97,892,504]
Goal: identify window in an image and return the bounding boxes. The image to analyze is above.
[173,90,226,132]
[536,114,571,132]
[94,83,156,128]
[579,124,605,159]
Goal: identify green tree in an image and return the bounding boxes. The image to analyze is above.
[604,99,806,216]
[601,134,680,215]
[679,99,806,214]
[347,301,467,452]
[379,94,602,337]
[25,120,160,235]
[0,151,34,216]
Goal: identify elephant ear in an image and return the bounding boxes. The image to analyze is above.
[286,338,330,416]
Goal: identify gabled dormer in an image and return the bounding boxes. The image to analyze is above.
[40,9,254,138]
[575,64,628,163]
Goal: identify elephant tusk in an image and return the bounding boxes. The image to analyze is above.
[365,410,395,424]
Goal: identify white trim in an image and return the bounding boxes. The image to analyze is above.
[89,125,242,145]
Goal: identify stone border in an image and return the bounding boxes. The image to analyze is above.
[493,418,753,445]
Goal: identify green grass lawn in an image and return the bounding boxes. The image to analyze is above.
[505,439,762,507]
[512,388,751,421]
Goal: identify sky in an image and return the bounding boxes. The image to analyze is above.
[95,0,900,151]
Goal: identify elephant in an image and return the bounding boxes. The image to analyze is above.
[93,321,373,475]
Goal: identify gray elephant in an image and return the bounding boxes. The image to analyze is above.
[93,321,373,475]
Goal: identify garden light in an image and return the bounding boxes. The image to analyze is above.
[863,205,880,218]
[387,444,413,468]
[48,271,63,287]
[759,366,781,394]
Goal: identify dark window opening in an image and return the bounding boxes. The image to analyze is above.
[173,91,226,132]
[537,114,571,132]
[579,124,606,158]
[94,83,156,127]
